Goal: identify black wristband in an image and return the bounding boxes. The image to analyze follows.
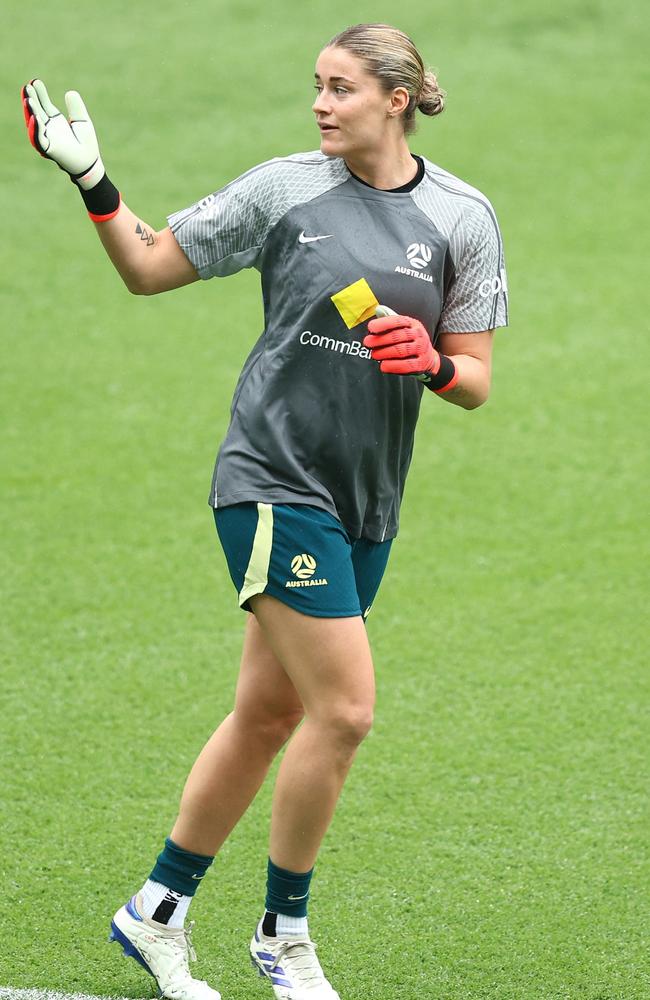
[76,173,121,222]
[423,353,458,392]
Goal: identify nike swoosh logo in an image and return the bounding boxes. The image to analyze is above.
[191,874,205,880]
[298,231,333,244]
[287,892,309,900]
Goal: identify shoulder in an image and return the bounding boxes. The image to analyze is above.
[419,157,498,217]
[184,153,350,231]
[225,151,349,197]
[414,156,504,255]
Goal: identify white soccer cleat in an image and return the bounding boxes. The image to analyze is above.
[250,922,341,999]
[109,894,221,1000]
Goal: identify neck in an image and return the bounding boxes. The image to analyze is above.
[344,140,417,190]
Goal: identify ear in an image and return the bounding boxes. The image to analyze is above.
[388,86,411,117]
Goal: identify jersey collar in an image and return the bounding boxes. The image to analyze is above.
[346,155,425,194]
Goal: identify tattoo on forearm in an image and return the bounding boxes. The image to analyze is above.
[446,382,472,402]
[135,222,155,247]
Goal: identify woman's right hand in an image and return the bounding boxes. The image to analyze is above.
[22,79,198,295]
[22,79,106,191]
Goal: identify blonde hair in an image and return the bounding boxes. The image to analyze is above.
[327,23,445,135]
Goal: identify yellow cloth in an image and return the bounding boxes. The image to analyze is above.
[330,278,379,330]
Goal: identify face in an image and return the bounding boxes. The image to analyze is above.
[313,47,403,160]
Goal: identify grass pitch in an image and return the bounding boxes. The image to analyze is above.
[1,2,648,998]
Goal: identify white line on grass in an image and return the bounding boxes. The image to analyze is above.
[0,991,147,1000]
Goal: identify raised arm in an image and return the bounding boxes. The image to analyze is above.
[22,79,198,296]
[92,206,198,295]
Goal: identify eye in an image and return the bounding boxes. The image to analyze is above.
[313,83,349,96]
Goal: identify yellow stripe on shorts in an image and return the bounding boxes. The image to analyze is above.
[239,502,274,607]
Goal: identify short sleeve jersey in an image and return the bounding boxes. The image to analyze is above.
[168,151,508,542]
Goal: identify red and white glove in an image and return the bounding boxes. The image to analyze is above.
[22,79,105,189]
[21,79,120,221]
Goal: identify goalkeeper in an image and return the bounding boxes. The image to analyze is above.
[23,22,507,1000]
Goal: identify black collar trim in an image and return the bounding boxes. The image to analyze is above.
[348,155,425,193]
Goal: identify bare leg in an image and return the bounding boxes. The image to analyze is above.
[250,595,375,873]
[170,614,304,856]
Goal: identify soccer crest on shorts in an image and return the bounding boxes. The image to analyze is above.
[213,502,392,619]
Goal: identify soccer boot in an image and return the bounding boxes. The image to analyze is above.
[250,922,340,999]
[110,894,221,1000]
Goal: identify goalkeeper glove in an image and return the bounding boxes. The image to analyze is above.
[364,312,458,393]
[22,79,120,221]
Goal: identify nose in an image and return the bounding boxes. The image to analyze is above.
[312,88,331,116]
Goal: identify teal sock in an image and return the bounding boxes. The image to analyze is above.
[149,837,214,897]
[265,858,314,918]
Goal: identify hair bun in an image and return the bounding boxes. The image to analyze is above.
[418,70,445,117]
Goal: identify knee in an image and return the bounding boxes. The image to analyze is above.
[268,708,305,747]
[236,706,304,750]
[325,704,374,750]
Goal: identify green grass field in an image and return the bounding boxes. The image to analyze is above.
[1,1,648,998]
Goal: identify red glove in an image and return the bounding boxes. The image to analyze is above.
[364,315,440,378]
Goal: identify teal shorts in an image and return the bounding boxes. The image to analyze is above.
[213,502,392,619]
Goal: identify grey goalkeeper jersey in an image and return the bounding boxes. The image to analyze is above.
[168,151,508,542]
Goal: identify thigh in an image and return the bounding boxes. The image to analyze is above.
[249,595,375,720]
[233,613,304,727]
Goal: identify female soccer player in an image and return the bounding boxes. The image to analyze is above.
[22,22,508,1000]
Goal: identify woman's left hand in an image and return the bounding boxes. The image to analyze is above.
[364,315,439,377]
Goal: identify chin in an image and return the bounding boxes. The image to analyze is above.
[320,135,346,159]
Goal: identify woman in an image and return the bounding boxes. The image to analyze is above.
[22,22,508,1000]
